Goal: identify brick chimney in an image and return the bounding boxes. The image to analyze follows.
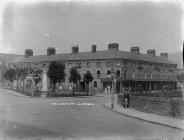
[92,45,97,53]
[72,45,79,54]
[130,46,140,54]
[160,53,168,59]
[108,43,119,51]
[147,49,156,57]
[25,49,33,57]
[47,47,56,56]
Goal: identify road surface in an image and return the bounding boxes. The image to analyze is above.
[0,90,183,140]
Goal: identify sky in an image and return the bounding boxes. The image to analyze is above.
[0,0,183,55]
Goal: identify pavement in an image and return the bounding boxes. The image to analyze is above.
[0,88,184,139]
[104,101,184,130]
[0,88,29,98]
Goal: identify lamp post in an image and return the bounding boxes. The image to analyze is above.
[111,67,115,109]
[138,65,143,92]
[120,64,125,93]
[111,52,125,109]
[31,76,35,97]
[111,58,121,109]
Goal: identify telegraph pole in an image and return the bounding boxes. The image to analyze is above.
[111,59,116,109]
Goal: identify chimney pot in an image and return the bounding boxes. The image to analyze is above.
[108,43,119,51]
[92,45,97,53]
[130,46,140,54]
[160,53,168,59]
[147,49,156,57]
[25,49,33,57]
[72,45,79,54]
[47,47,56,56]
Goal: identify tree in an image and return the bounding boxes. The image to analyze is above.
[3,68,16,89]
[69,67,81,84]
[83,71,93,95]
[32,69,42,92]
[16,67,29,92]
[69,67,81,95]
[47,62,66,94]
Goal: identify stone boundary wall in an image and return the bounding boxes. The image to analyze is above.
[132,91,183,98]
[129,95,173,116]
[117,95,184,119]
[172,98,184,119]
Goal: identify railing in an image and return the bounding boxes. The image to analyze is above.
[100,72,176,81]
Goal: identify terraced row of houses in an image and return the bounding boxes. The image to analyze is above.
[6,43,177,93]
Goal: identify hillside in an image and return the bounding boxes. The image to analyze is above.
[168,52,183,69]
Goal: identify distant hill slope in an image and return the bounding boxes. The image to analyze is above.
[0,53,22,63]
[168,52,183,69]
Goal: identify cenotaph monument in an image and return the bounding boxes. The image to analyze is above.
[41,69,48,97]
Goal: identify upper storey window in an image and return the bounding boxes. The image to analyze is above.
[27,63,31,68]
[107,70,111,78]
[96,62,100,68]
[87,62,90,68]
[43,64,46,68]
[116,61,121,67]
[107,61,111,67]
[97,70,101,78]
[20,64,23,68]
[69,63,72,68]
[76,62,82,68]
[137,63,143,71]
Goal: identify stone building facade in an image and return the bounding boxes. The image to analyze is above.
[8,43,177,93]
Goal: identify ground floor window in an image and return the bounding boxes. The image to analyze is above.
[94,81,97,88]
[103,82,112,93]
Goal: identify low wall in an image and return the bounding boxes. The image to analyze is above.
[117,94,184,119]
[129,95,174,116]
[132,91,183,98]
[172,98,184,119]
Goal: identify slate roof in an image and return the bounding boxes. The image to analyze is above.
[10,50,176,65]
[0,53,22,62]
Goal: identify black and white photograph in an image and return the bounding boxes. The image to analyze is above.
[0,0,183,139]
